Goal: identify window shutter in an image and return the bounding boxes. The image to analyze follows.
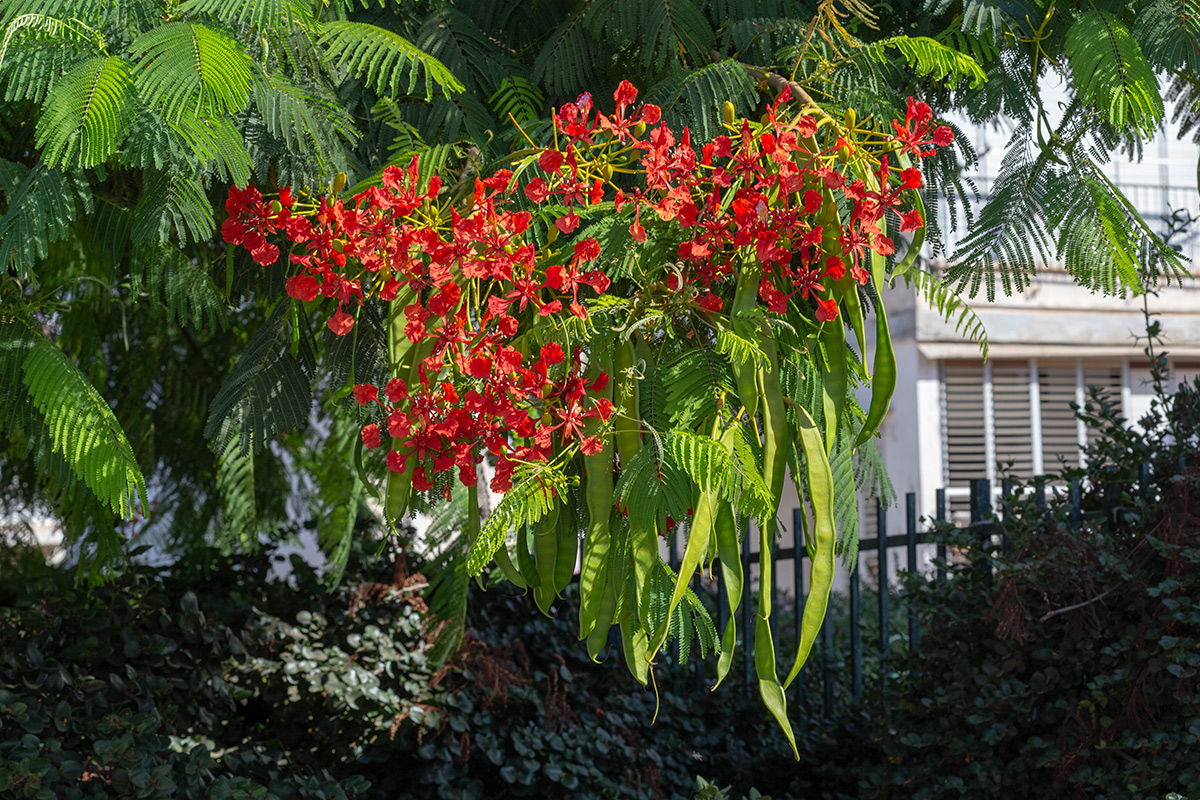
[991,361,1033,476]
[1038,364,1080,471]
[942,362,986,487]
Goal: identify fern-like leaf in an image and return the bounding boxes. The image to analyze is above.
[900,267,989,357]
[321,20,464,101]
[0,159,86,281]
[130,245,228,333]
[1048,162,1187,295]
[1133,0,1200,75]
[649,59,760,141]
[132,170,214,245]
[861,35,988,89]
[131,22,252,122]
[35,55,136,169]
[176,0,315,33]
[531,7,600,100]
[9,319,148,518]
[204,302,314,455]
[663,347,733,430]
[1066,10,1164,137]
[947,125,1055,299]
[215,417,256,548]
[466,463,567,574]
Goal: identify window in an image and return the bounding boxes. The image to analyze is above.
[943,358,1126,492]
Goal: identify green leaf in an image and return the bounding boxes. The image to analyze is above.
[320,20,464,101]
[132,170,214,245]
[466,464,566,575]
[130,22,253,122]
[204,302,314,456]
[1066,10,1164,136]
[0,159,86,281]
[35,55,136,169]
[865,35,988,89]
[4,317,148,518]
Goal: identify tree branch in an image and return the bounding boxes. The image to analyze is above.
[739,64,834,122]
[1038,585,1119,622]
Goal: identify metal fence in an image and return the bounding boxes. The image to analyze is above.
[663,462,1188,712]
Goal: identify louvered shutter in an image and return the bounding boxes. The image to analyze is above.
[1038,363,1080,471]
[992,361,1034,475]
[942,362,986,487]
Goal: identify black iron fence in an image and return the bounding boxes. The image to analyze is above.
[663,461,1189,712]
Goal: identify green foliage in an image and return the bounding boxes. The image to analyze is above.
[34,55,136,169]
[861,35,987,89]
[1065,10,1163,137]
[467,463,568,574]
[131,22,253,122]
[861,357,1200,798]
[203,302,314,457]
[1,316,148,519]
[0,545,427,799]
[0,159,86,280]
[320,21,464,100]
[899,267,988,356]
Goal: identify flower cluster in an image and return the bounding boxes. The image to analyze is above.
[222,82,952,501]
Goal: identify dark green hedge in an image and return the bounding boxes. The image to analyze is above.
[0,540,857,800]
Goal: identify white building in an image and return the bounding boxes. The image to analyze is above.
[865,111,1200,583]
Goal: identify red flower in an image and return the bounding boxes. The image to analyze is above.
[328,310,355,336]
[899,208,923,233]
[387,451,407,473]
[614,79,637,107]
[361,424,381,449]
[354,384,377,405]
[539,149,564,173]
[815,297,840,322]
[286,274,319,302]
[556,213,580,234]
[385,378,408,402]
[900,167,923,189]
[524,177,550,204]
[573,237,601,262]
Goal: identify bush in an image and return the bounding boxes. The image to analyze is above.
[862,367,1200,799]
[1,539,869,799]
[0,548,429,799]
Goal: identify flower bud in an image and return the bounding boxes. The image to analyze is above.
[722,101,735,125]
[333,172,347,193]
[843,107,856,131]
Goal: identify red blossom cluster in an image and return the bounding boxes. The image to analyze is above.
[352,341,612,496]
[221,81,952,500]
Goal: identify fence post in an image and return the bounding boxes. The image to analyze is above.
[906,493,919,655]
[877,498,889,663]
[970,478,993,584]
[1069,479,1081,524]
[850,552,862,703]
[935,488,947,581]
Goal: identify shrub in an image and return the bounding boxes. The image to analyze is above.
[862,366,1200,799]
[0,541,868,800]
